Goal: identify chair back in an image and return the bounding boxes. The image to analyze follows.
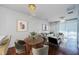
[32,45,49,55]
[15,40,26,54]
[48,37,58,45]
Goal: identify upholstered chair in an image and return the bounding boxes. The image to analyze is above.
[15,40,26,54]
[0,35,11,55]
[32,45,49,55]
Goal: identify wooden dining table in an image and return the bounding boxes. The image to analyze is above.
[24,37,44,55]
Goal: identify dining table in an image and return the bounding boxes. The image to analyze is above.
[24,37,44,55]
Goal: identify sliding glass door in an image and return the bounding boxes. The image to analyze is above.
[59,18,78,54]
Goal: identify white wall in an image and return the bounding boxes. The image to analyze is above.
[0,6,49,47]
[49,22,59,34]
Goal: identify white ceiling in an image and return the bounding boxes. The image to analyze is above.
[0,4,73,22]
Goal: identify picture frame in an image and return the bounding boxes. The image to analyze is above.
[42,24,48,31]
[16,20,27,31]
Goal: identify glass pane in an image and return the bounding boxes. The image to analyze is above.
[58,19,77,54]
[65,20,77,53]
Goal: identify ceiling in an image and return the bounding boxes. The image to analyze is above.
[0,4,73,22]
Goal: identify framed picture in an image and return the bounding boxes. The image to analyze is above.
[42,24,48,31]
[17,20,27,31]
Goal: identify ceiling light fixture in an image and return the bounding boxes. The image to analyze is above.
[59,16,65,23]
[60,20,65,23]
[28,4,36,13]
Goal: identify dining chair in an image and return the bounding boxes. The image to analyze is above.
[32,45,49,55]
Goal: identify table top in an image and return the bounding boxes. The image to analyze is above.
[25,37,44,46]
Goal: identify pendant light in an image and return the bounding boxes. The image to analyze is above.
[28,4,36,13]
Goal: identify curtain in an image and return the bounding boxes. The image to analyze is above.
[59,19,78,53]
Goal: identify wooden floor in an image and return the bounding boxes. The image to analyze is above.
[7,45,66,55]
[7,47,27,55]
[7,45,79,55]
